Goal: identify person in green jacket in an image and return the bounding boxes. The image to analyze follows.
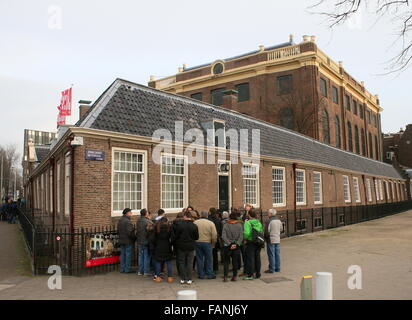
[243,209,263,280]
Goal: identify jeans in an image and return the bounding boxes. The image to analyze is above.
[137,244,151,274]
[195,242,214,278]
[222,246,241,278]
[266,243,281,272]
[8,215,16,224]
[120,244,132,273]
[154,259,173,277]
[176,249,194,281]
[244,242,262,278]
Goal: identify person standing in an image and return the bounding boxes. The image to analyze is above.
[208,208,222,273]
[194,211,218,279]
[150,217,174,283]
[264,209,283,273]
[221,212,243,282]
[243,209,263,280]
[173,211,199,285]
[136,208,153,276]
[117,208,136,273]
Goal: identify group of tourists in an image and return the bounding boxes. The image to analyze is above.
[117,204,283,285]
[0,197,20,224]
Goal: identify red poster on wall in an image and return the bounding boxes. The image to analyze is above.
[85,232,121,267]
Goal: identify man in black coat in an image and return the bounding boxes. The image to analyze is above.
[117,208,136,273]
[172,211,199,285]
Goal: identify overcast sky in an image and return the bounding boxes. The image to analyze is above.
[1,0,411,160]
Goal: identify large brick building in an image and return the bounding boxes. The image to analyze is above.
[149,35,383,161]
[24,78,407,231]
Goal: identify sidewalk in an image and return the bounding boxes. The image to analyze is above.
[0,210,412,300]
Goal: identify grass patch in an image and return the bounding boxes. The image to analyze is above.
[15,225,34,277]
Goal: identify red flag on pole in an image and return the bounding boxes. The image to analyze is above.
[58,87,72,116]
[57,112,66,127]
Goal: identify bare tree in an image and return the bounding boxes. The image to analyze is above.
[310,0,412,72]
[278,90,327,137]
[0,144,21,199]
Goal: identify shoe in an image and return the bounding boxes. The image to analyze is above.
[153,276,162,283]
[167,277,174,283]
[223,277,229,282]
[255,274,261,279]
[186,280,193,285]
[198,276,205,280]
[144,273,152,277]
[275,270,281,273]
[264,270,274,274]
[231,277,237,282]
[137,272,143,276]
[207,275,216,279]
[243,276,254,280]
[180,280,185,284]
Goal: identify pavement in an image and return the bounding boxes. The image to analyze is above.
[0,210,412,300]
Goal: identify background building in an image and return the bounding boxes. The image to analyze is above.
[149,35,383,161]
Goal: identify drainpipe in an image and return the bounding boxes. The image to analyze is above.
[69,137,75,236]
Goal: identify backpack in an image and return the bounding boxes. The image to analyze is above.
[251,224,265,248]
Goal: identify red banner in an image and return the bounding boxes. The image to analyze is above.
[57,112,66,127]
[58,87,72,116]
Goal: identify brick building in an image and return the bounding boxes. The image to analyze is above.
[149,35,383,162]
[24,78,407,231]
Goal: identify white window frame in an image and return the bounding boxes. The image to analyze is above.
[391,181,395,200]
[64,152,71,217]
[385,181,390,200]
[366,178,372,202]
[160,153,188,214]
[242,163,260,208]
[313,171,323,205]
[295,169,306,206]
[56,161,61,214]
[343,175,351,203]
[272,166,286,207]
[374,179,379,201]
[213,120,226,149]
[396,182,400,201]
[353,177,361,203]
[111,147,148,217]
[379,180,384,201]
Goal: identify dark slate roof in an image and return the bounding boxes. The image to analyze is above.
[78,79,402,179]
[183,41,293,72]
[35,145,51,163]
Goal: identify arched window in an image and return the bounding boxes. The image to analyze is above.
[361,129,366,156]
[335,116,341,148]
[280,107,295,130]
[347,121,353,152]
[354,125,360,154]
[322,109,330,144]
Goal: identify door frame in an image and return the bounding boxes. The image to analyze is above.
[217,160,232,211]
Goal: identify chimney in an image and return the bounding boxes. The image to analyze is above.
[79,100,92,120]
[222,89,238,110]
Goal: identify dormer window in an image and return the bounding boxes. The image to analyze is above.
[214,120,226,148]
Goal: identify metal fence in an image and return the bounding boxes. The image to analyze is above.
[18,200,412,276]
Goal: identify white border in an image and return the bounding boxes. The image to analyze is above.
[296,169,306,206]
[313,171,323,205]
[272,166,286,207]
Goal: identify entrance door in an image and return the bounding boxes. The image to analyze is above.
[219,175,229,212]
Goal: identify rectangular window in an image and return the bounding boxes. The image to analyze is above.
[366,178,372,202]
[391,181,395,200]
[277,75,293,95]
[367,110,371,124]
[56,161,61,214]
[45,172,49,213]
[210,88,225,106]
[243,164,259,207]
[374,179,379,201]
[373,114,377,127]
[379,179,384,201]
[396,182,400,201]
[112,149,145,215]
[214,120,226,148]
[385,181,390,200]
[353,100,358,115]
[190,92,202,101]
[296,219,307,231]
[236,83,250,102]
[332,86,339,104]
[343,175,351,203]
[296,169,306,205]
[49,168,53,213]
[64,153,71,217]
[338,214,345,224]
[313,171,322,204]
[161,155,187,211]
[360,105,364,119]
[272,167,285,206]
[353,177,361,203]
[320,78,327,97]
[346,95,351,111]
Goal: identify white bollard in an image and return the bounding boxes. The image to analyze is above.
[315,272,333,300]
[177,290,197,300]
